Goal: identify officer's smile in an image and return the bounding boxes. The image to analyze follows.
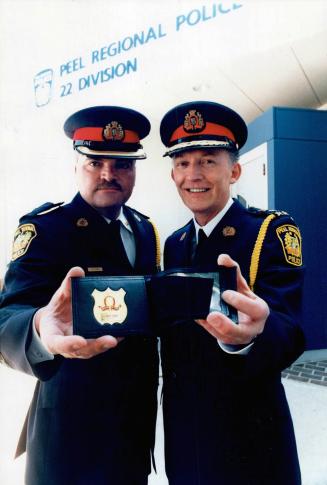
[171,149,241,226]
[186,188,209,193]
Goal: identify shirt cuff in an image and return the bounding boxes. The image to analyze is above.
[27,315,55,364]
[217,340,254,355]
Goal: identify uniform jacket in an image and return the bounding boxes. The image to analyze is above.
[161,199,305,485]
[0,193,159,485]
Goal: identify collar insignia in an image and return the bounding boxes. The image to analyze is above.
[222,226,236,237]
[77,218,88,227]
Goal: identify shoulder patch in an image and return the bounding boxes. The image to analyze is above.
[12,223,37,261]
[26,201,64,217]
[276,224,302,266]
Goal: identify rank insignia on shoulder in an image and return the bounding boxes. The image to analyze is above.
[12,223,37,261]
[133,213,141,222]
[27,201,64,217]
[270,210,289,217]
[248,207,289,218]
[276,224,302,266]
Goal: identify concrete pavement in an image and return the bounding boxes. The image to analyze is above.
[1,365,326,485]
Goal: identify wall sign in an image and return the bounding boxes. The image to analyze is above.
[33,2,243,107]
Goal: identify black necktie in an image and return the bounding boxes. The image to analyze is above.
[107,220,131,269]
[194,228,207,261]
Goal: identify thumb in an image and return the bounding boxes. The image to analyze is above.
[217,253,251,294]
[59,266,85,299]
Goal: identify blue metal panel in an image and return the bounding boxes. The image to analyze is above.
[242,107,327,350]
[274,107,327,142]
[267,140,275,209]
[241,107,327,154]
[240,108,275,153]
[273,139,327,349]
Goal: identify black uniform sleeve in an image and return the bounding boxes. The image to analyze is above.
[0,218,64,380]
[243,215,305,377]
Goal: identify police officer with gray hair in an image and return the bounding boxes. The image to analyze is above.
[159,101,304,485]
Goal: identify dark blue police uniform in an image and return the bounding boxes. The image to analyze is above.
[162,200,304,485]
[0,106,159,485]
[0,194,159,485]
[159,101,305,485]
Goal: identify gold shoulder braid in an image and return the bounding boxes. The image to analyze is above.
[148,219,161,270]
[249,214,276,291]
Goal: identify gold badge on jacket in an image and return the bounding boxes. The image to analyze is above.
[222,226,236,237]
[92,287,128,325]
[276,224,302,266]
[76,218,88,227]
[11,223,37,261]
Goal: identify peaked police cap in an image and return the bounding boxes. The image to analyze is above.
[64,106,151,159]
[160,101,247,157]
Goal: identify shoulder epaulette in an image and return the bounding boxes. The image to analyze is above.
[128,207,149,222]
[173,219,193,238]
[24,201,65,218]
[248,206,289,218]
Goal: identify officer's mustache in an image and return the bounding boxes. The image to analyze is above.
[96,181,122,191]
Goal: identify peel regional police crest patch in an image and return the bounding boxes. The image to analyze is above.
[12,223,37,261]
[276,224,302,266]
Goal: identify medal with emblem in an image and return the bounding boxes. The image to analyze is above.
[276,224,302,266]
[103,121,124,141]
[184,110,205,133]
[12,224,37,261]
[92,287,128,325]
